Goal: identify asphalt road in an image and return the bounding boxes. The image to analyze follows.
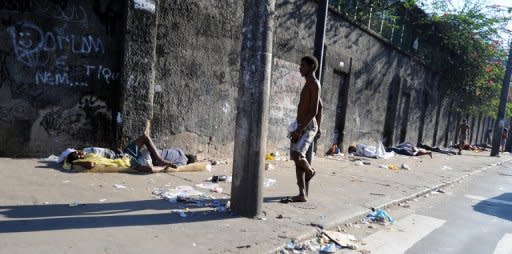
[342,160,512,254]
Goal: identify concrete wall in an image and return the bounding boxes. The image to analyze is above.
[149,0,243,158]
[273,0,444,153]
[1,0,460,157]
[0,0,125,156]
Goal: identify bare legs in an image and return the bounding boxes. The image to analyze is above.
[292,153,315,202]
[133,134,176,168]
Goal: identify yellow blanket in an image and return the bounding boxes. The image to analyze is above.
[64,154,208,173]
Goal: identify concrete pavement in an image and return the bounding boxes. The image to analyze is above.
[0,151,509,254]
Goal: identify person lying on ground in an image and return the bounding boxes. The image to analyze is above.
[386,142,432,158]
[417,143,457,155]
[347,142,394,159]
[326,144,341,155]
[450,143,488,152]
[63,133,197,173]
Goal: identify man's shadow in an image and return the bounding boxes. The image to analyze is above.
[0,198,233,233]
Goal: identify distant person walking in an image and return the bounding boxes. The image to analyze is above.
[485,128,493,145]
[458,119,470,155]
[283,56,321,203]
[501,128,508,152]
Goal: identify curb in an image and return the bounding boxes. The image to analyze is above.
[267,158,512,253]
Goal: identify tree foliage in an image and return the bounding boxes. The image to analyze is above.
[331,0,511,117]
[414,0,512,117]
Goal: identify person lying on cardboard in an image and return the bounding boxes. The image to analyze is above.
[62,133,197,173]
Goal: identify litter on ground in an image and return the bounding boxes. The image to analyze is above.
[441,165,453,170]
[367,208,394,223]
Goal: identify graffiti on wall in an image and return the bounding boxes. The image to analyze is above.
[6,1,119,87]
[133,0,155,14]
[0,0,67,13]
[39,95,110,138]
[0,0,123,155]
[6,21,119,87]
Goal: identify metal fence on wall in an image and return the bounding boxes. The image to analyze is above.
[330,0,421,56]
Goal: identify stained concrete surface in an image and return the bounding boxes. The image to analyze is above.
[0,151,509,253]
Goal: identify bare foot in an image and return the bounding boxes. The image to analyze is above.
[291,195,307,202]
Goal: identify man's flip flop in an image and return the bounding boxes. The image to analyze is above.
[280,197,293,203]
[280,196,307,203]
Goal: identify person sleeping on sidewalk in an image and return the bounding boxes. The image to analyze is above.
[60,133,197,173]
[385,142,432,158]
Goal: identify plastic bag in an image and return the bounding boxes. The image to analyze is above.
[367,208,394,223]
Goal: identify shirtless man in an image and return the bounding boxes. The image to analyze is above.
[458,119,470,155]
[286,56,321,203]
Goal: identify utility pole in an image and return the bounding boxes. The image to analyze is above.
[491,42,512,156]
[230,0,276,217]
[307,0,329,164]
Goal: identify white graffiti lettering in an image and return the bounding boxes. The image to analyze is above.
[83,64,120,84]
[7,23,105,68]
[35,70,88,87]
[53,5,88,28]
[133,0,155,13]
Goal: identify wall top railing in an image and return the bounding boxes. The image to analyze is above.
[328,0,445,69]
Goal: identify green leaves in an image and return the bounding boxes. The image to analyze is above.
[413,0,511,117]
[331,0,511,116]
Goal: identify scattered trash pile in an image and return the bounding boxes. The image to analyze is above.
[152,185,230,217]
[265,151,287,171]
[377,163,410,170]
[151,173,278,217]
[266,152,287,161]
[281,230,359,253]
[280,208,395,253]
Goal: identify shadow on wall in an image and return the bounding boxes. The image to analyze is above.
[274,0,317,57]
[473,192,512,222]
[382,74,401,147]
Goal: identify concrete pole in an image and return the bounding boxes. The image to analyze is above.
[120,0,158,144]
[491,42,512,156]
[230,0,276,217]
